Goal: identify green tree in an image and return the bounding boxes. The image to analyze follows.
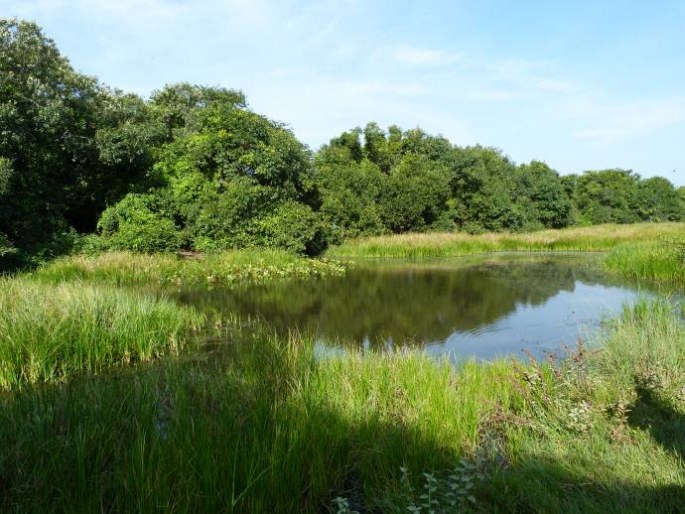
[104,86,327,255]
[445,146,521,231]
[0,19,162,264]
[515,161,572,229]
[572,169,640,224]
[377,154,450,232]
[636,176,684,222]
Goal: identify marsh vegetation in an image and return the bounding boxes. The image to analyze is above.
[2,18,685,513]
[2,229,685,511]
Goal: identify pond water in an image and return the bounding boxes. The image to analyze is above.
[177,254,655,362]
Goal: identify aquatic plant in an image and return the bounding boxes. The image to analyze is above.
[33,249,347,287]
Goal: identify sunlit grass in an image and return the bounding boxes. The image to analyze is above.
[33,249,346,286]
[328,222,685,258]
[603,241,685,283]
[0,277,204,391]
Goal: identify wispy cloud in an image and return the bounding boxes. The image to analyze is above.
[572,97,685,142]
[390,45,460,66]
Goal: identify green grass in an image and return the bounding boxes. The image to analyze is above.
[603,240,685,283]
[328,222,685,259]
[3,234,685,511]
[33,249,346,287]
[0,277,204,391]
[1,300,684,512]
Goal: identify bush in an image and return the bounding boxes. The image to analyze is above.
[250,201,329,256]
[97,194,183,253]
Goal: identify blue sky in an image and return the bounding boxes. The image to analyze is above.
[3,0,685,184]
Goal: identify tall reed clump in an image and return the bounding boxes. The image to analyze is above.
[0,277,204,390]
[328,222,685,259]
[603,240,685,283]
[595,298,685,394]
[33,249,346,286]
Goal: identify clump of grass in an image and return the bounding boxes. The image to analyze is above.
[328,223,685,259]
[603,240,685,283]
[0,277,204,390]
[33,249,347,287]
[596,298,685,394]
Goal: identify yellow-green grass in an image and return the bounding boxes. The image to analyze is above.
[1,300,684,512]
[0,277,204,391]
[328,222,685,259]
[33,249,346,287]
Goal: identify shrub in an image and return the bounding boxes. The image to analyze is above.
[250,201,329,256]
[97,194,183,253]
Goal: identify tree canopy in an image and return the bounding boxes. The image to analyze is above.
[1,19,683,268]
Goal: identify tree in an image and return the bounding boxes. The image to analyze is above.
[515,161,572,229]
[636,176,684,222]
[445,146,521,231]
[377,154,450,233]
[1,19,99,253]
[572,169,640,224]
[0,19,162,264]
[103,86,328,255]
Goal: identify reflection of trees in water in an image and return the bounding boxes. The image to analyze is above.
[176,258,635,350]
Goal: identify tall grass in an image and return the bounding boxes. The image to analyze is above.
[328,222,685,259]
[0,332,489,512]
[2,300,685,511]
[603,241,685,283]
[34,249,346,286]
[0,277,204,390]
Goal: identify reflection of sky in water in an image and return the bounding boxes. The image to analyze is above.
[422,282,645,363]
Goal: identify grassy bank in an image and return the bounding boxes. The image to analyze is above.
[0,277,204,391]
[603,240,685,283]
[1,299,684,512]
[33,249,346,287]
[328,223,685,259]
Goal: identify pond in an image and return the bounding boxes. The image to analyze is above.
[177,254,655,362]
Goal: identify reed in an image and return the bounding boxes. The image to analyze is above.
[603,241,685,283]
[328,222,685,259]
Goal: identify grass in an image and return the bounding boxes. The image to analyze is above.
[328,222,685,259]
[603,240,685,283]
[1,299,684,512]
[2,228,685,510]
[0,277,204,391]
[33,249,346,287]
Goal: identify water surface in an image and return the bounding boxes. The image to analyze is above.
[178,254,654,362]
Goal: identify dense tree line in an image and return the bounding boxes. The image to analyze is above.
[1,19,683,267]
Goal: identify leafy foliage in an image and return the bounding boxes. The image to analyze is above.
[572,169,641,224]
[0,20,164,265]
[1,19,683,265]
[97,194,182,253]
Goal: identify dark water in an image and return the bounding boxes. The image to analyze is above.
[177,254,654,362]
